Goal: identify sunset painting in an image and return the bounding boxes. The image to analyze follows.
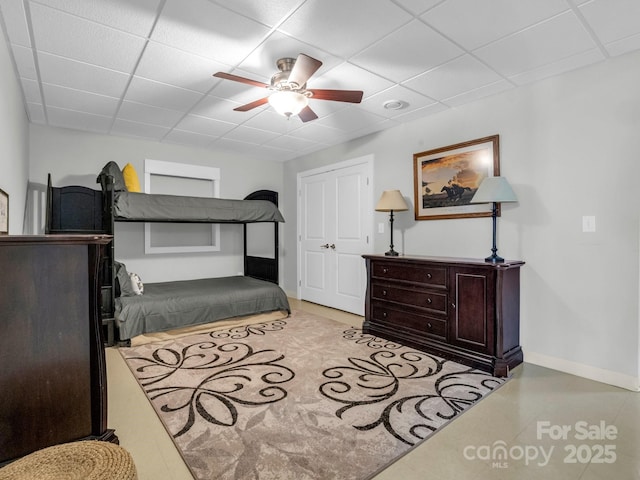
[413,136,499,220]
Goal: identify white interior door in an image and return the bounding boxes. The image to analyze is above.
[298,158,373,315]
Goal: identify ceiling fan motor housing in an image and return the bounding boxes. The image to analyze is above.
[271,57,306,91]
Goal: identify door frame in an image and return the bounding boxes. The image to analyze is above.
[296,154,375,304]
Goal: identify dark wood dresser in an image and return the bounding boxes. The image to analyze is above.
[0,235,117,465]
[363,254,524,377]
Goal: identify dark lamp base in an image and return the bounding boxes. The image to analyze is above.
[385,249,399,256]
[485,253,504,263]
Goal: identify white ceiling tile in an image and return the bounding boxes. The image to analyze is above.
[241,109,301,134]
[316,107,387,132]
[360,85,437,119]
[351,20,463,83]
[30,2,147,72]
[135,41,228,93]
[212,0,304,27]
[264,134,317,152]
[117,100,184,127]
[151,0,271,65]
[110,118,170,140]
[508,49,604,86]
[12,45,37,80]
[579,0,640,45]
[174,114,236,137]
[286,122,342,144]
[34,0,162,36]
[474,11,597,77]
[403,55,504,100]
[442,80,513,107]
[236,31,342,80]
[393,0,444,16]
[163,129,217,148]
[605,32,640,57]
[312,62,395,100]
[222,125,280,145]
[278,0,413,57]
[391,102,449,123]
[47,106,112,133]
[37,52,130,97]
[191,95,261,124]
[0,0,31,46]
[20,78,42,104]
[27,103,47,124]
[125,76,203,111]
[43,83,120,116]
[421,0,569,50]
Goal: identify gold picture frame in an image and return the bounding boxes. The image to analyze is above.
[413,135,500,220]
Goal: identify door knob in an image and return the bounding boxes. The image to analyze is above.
[320,244,330,249]
[329,244,336,249]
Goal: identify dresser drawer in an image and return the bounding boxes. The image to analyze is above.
[372,302,447,340]
[371,283,448,315]
[371,261,446,288]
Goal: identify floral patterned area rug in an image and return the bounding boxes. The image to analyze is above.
[120,309,506,480]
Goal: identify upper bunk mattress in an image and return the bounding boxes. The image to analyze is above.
[115,275,290,340]
[113,191,285,223]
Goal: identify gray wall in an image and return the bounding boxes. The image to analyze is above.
[29,125,284,283]
[283,50,640,387]
[0,21,29,234]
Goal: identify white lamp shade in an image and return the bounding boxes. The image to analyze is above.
[470,176,517,204]
[375,190,409,211]
[268,91,308,117]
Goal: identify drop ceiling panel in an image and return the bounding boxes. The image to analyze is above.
[151,0,271,65]
[278,0,413,58]
[34,0,162,36]
[36,52,130,97]
[403,55,505,100]
[1,0,639,161]
[474,11,597,77]
[421,0,569,50]
[30,2,147,72]
[124,76,203,111]
[351,20,463,83]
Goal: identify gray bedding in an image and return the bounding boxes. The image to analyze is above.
[113,191,285,223]
[115,275,290,340]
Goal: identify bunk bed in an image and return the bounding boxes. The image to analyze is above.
[46,165,290,346]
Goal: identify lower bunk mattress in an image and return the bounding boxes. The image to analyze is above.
[115,275,290,341]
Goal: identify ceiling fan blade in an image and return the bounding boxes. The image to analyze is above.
[234,97,269,112]
[308,89,363,103]
[298,105,318,123]
[213,72,269,89]
[288,54,322,87]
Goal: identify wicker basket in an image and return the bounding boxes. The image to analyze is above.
[0,441,137,480]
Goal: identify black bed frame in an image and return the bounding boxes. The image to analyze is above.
[45,174,281,345]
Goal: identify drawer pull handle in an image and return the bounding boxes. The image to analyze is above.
[426,298,432,304]
[382,290,388,296]
[382,312,387,318]
[451,303,456,309]
[382,268,388,274]
[426,273,432,279]
[427,322,432,329]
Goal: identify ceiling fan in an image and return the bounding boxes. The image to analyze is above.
[213,53,363,122]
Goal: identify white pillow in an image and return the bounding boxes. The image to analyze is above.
[129,272,144,295]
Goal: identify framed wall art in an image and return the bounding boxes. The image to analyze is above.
[0,188,8,234]
[413,135,500,220]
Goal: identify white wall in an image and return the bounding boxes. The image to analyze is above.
[283,50,640,389]
[29,125,284,283]
[0,22,29,234]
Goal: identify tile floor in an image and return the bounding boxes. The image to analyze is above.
[106,299,640,479]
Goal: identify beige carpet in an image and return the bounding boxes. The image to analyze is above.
[120,310,506,480]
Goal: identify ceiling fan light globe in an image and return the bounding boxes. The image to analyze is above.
[268,91,308,117]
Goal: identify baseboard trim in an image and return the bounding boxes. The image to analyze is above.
[525,351,640,392]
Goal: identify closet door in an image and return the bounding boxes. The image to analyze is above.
[299,161,372,315]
